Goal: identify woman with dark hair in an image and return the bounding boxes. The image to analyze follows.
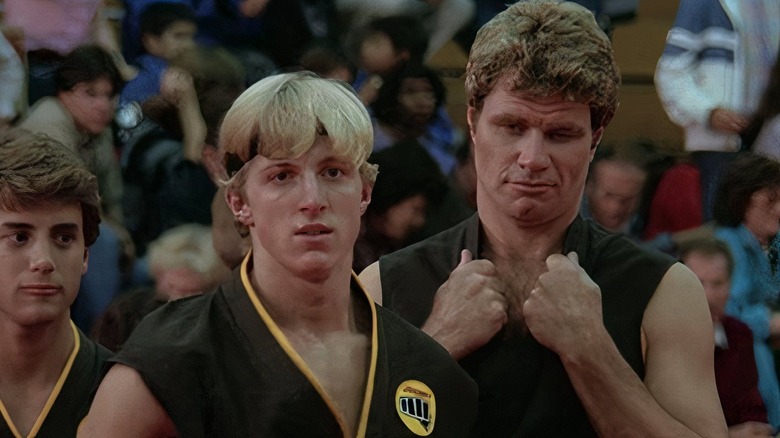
[371,63,459,175]
[353,140,446,272]
[714,153,780,428]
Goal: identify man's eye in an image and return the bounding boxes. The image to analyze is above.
[10,232,28,243]
[325,168,343,178]
[57,234,75,245]
[274,172,290,182]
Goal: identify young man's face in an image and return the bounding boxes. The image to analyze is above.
[58,77,116,136]
[0,200,88,327]
[230,137,371,281]
[145,20,196,61]
[683,251,730,323]
[584,160,646,232]
[468,76,602,228]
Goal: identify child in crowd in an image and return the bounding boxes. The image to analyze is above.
[120,2,197,105]
[0,129,112,437]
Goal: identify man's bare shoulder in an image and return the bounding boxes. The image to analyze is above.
[79,364,177,437]
[358,261,383,305]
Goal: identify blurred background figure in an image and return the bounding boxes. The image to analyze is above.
[713,153,780,429]
[91,223,230,352]
[680,238,773,438]
[582,140,653,236]
[655,0,780,222]
[121,46,245,260]
[4,0,136,105]
[353,140,446,272]
[371,62,459,175]
[337,0,474,63]
[120,2,197,106]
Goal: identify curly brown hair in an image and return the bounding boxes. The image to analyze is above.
[465,0,620,130]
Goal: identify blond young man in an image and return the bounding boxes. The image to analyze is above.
[80,72,477,437]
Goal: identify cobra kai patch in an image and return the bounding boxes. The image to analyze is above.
[395,380,436,436]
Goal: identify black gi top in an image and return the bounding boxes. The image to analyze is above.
[0,322,112,438]
[379,214,676,437]
[113,255,478,437]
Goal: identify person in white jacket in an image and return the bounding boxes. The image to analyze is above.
[655,0,780,220]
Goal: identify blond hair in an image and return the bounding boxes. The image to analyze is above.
[147,223,229,291]
[465,0,620,129]
[219,71,378,189]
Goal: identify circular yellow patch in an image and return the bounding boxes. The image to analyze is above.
[395,380,436,436]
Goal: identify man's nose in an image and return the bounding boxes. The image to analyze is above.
[30,242,56,273]
[516,131,551,170]
[298,173,327,213]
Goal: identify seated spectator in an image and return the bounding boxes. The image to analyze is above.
[372,63,459,175]
[120,2,197,106]
[349,14,429,105]
[714,153,780,428]
[17,45,124,224]
[91,223,229,352]
[122,46,245,256]
[4,0,136,105]
[680,237,773,437]
[337,0,475,62]
[0,129,112,436]
[147,223,230,301]
[353,140,447,272]
[581,142,650,235]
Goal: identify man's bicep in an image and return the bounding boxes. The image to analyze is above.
[642,263,727,436]
[358,261,383,305]
[79,363,177,437]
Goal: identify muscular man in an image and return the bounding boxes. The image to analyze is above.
[80,71,477,437]
[0,129,111,437]
[360,1,728,436]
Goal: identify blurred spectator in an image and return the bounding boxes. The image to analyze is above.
[745,46,780,161]
[17,45,124,224]
[4,0,136,105]
[713,153,780,429]
[337,0,474,62]
[0,30,24,128]
[581,141,651,235]
[147,223,230,300]
[655,0,780,221]
[120,2,197,105]
[349,14,428,106]
[297,42,355,83]
[372,63,459,175]
[121,46,245,256]
[680,238,773,437]
[91,223,229,352]
[121,0,336,79]
[353,140,446,272]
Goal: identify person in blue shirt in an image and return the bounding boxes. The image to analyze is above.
[120,2,197,105]
[713,153,780,429]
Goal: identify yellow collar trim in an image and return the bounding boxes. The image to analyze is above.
[0,321,80,438]
[239,251,378,438]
